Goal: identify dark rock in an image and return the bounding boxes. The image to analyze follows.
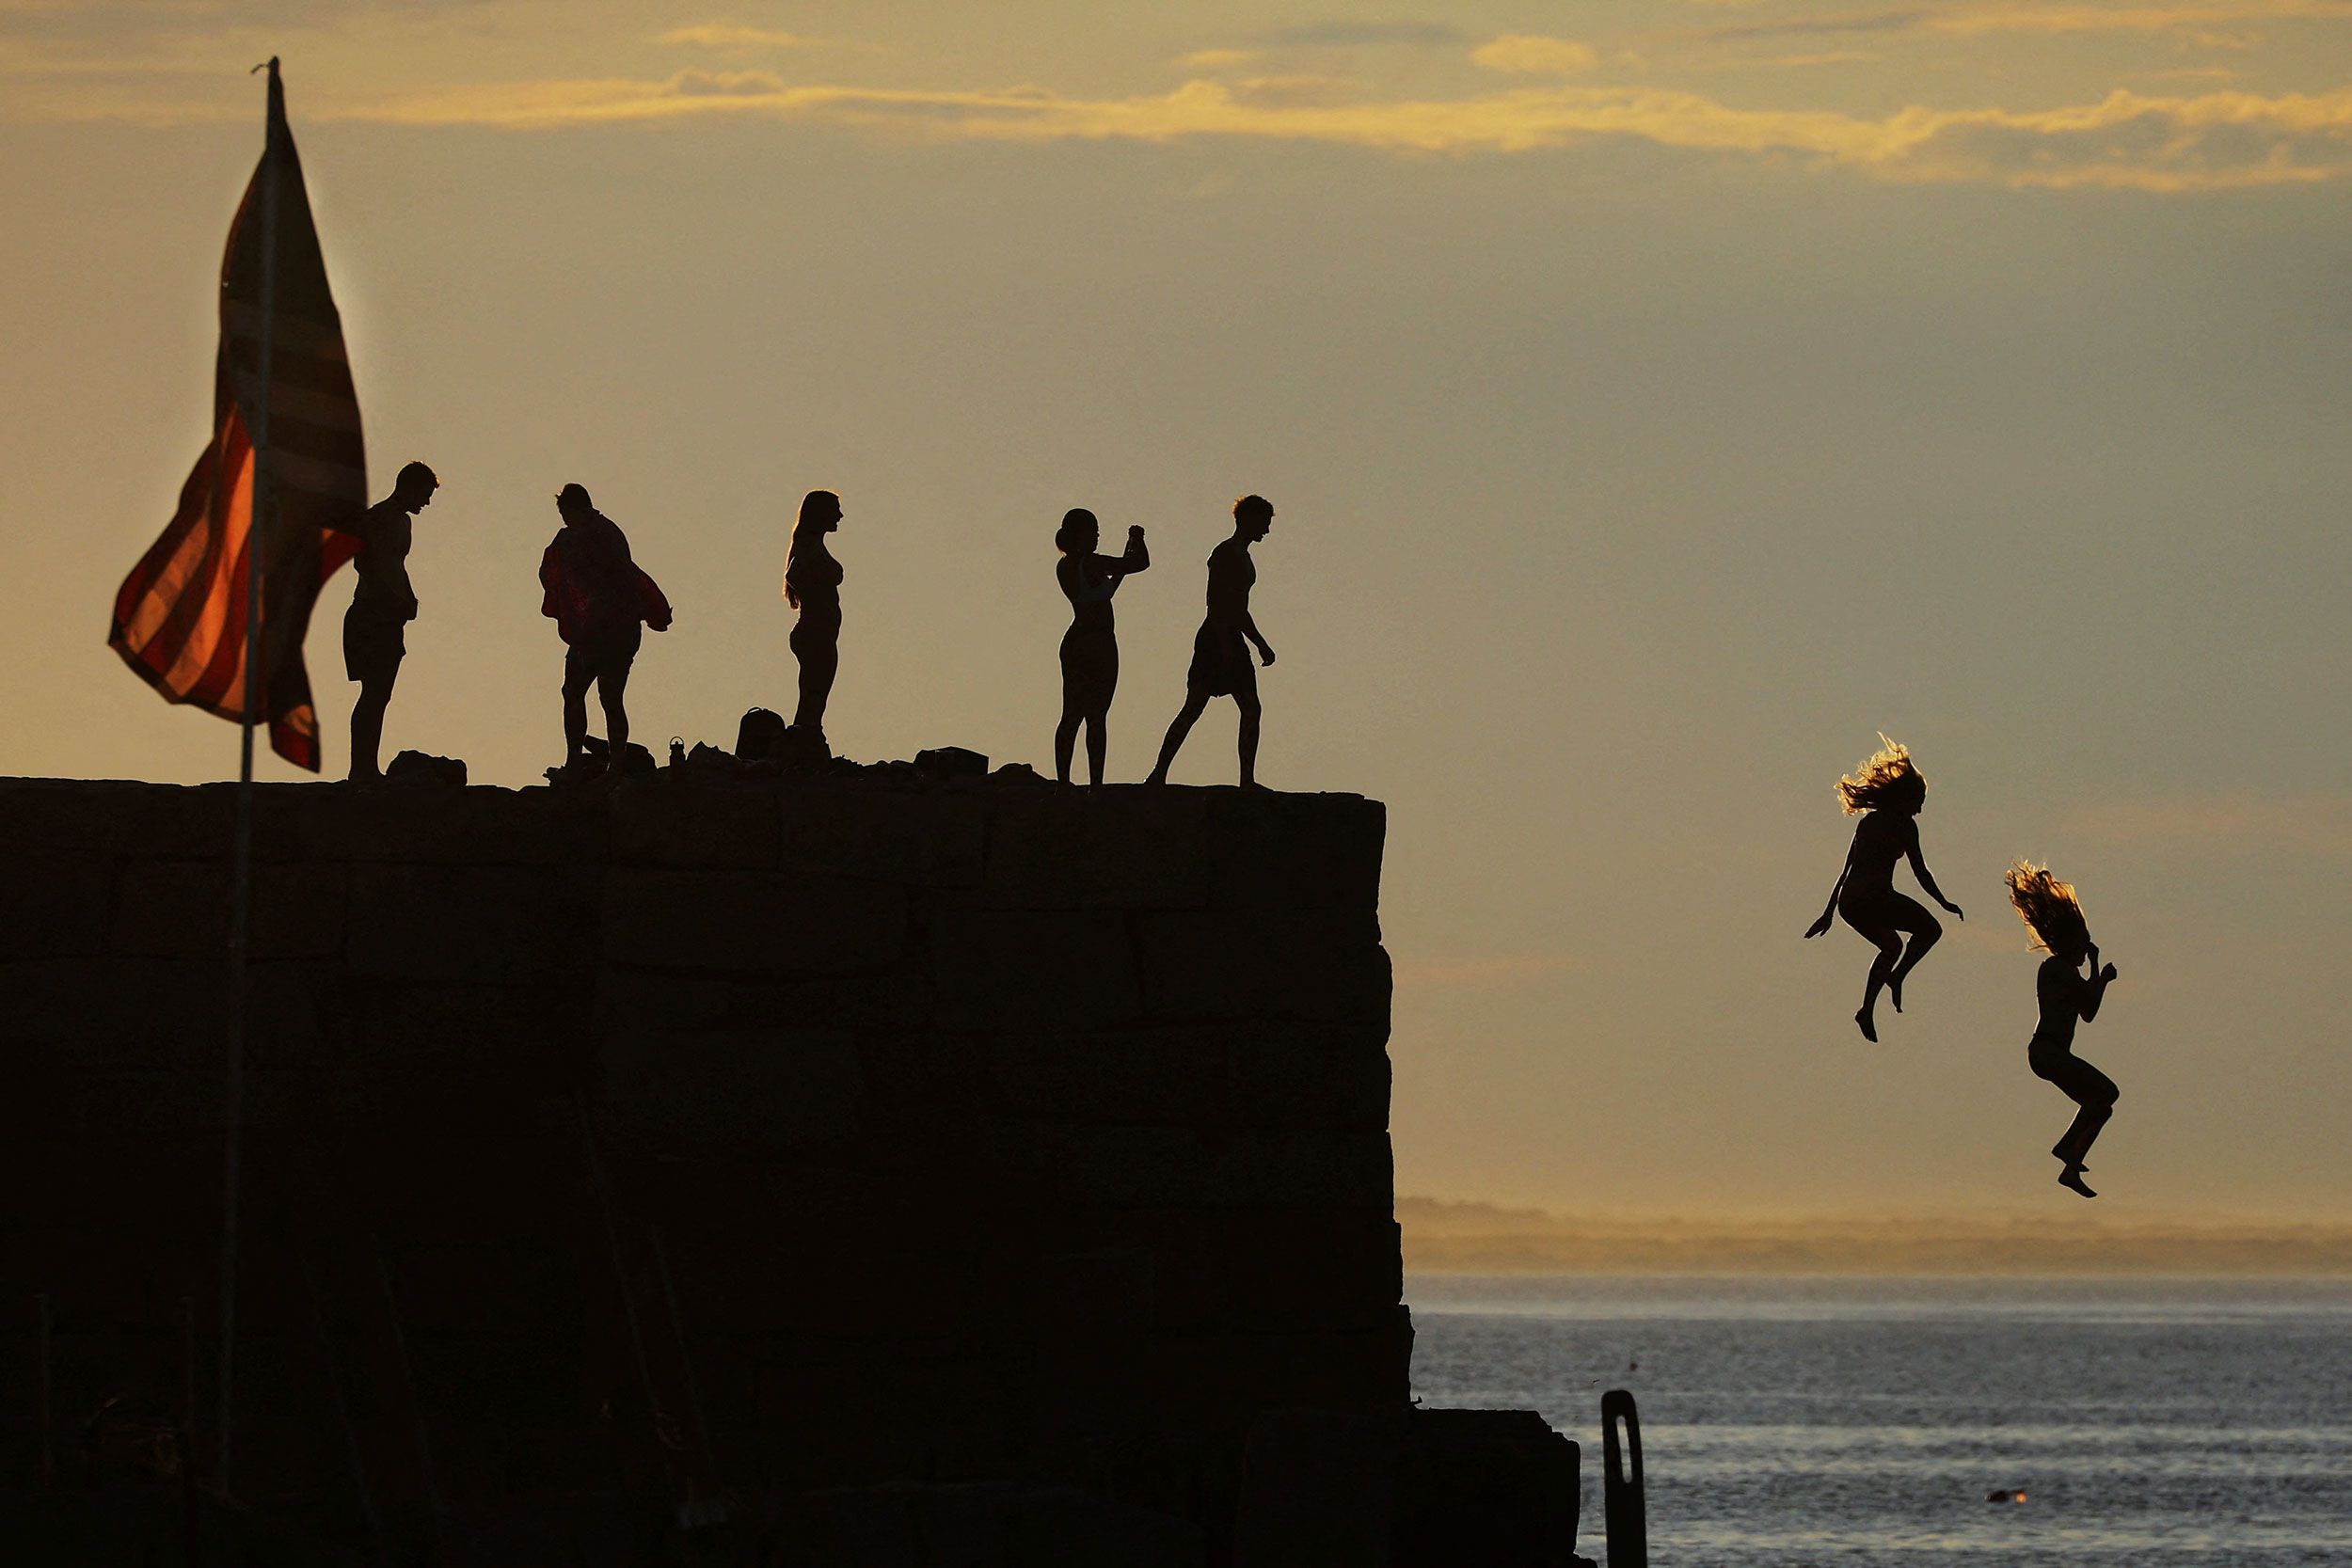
[979,789,1211,909]
[1392,1408,1583,1567]
[1,853,110,958]
[109,858,347,959]
[681,740,738,776]
[932,908,1140,1030]
[914,745,989,780]
[0,775,1571,1565]
[776,785,985,886]
[1234,1408,1399,1568]
[611,777,779,868]
[1136,910,1391,1023]
[600,867,909,976]
[347,862,599,979]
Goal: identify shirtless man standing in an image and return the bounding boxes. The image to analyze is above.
[342,461,438,782]
[1145,494,1278,788]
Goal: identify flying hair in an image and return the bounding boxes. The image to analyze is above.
[1835,734,1924,815]
[2005,861,2090,955]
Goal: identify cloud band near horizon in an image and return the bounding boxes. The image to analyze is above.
[301,71,2352,193]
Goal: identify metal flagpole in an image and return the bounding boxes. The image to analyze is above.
[217,54,282,1495]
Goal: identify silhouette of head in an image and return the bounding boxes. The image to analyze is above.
[555,483,594,525]
[797,490,842,541]
[393,461,438,514]
[1056,508,1099,555]
[1233,494,1274,543]
[1836,735,1925,816]
[2006,862,2090,959]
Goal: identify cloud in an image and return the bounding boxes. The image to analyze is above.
[1471,34,1602,76]
[1176,48,1262,71]
[1227,74,1362,110]
[659,24,826,51]
[1931,0,2352,36]
[1708,0,2352,41]
[1708,6,1928,40]
[336,71,2352,192]
[664,68,787,98]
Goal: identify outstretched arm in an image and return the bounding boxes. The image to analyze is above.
[1904,824,1963,919]
[1804,835,1858,938]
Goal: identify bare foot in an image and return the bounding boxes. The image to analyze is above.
[2058,1166,2097,1198]
[1854,1007,1878,1043]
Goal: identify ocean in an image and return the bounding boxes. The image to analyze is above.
[1405,1275,2352,1567]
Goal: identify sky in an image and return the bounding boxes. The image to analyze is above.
[4,0,2348,1227]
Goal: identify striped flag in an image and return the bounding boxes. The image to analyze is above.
[108,62,366,772]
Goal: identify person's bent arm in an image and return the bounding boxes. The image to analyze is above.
[2080,944,2116,1020]
[1905,826,1963,918]
[1240,610,1275,664]
[1064,559,1119,606]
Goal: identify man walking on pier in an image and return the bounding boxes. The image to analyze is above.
[1146,494,1278,788]
[342,460,438,782]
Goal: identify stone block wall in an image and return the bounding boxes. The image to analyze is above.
[0,775,1402,1562]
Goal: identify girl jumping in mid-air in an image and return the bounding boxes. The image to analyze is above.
[2005,862,2120,1199]
[1804,736,1964,1041]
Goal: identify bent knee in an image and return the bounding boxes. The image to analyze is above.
[1914,917,1944,943]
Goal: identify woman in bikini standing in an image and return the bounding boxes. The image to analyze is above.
[784,489,845,737]
[1053,508,1150,785]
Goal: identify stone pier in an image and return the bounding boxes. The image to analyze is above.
[0,775,1577,1564]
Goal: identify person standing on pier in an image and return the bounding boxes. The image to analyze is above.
[1054,508,1150,786]
[340,460,438,782]
[541,482,670,777]
[1145,495,1277,788]
[1803,736,1963,1040]
[2005,862,2121,1198]
[784,489,845,739]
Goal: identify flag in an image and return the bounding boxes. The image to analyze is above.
[108,61,366,772]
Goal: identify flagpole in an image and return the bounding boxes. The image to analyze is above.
[217,54,281,1496]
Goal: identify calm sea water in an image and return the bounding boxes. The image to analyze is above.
[1406,1275,2352,1567]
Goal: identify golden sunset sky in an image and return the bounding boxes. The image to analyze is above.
[4,1,2347,1229]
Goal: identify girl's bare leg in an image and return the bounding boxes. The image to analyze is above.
[1886,923,1943,1013]
[1084,710,1108,787]
[1147,690,1209,784]
[1853,929,1901,1041]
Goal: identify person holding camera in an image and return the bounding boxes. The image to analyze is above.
[1052,507,1151,786]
